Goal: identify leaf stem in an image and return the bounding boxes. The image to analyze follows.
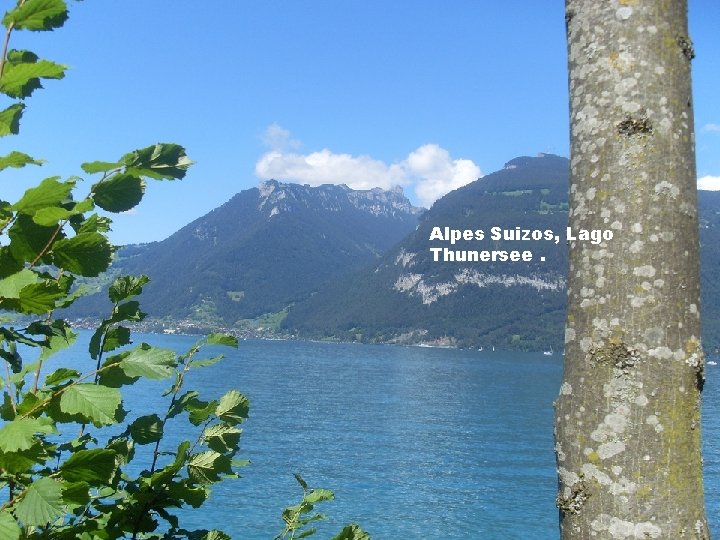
[0,0,28,80]
[19,361,115,420]
[3,359,17,413]
[0,214,17,236]
[29,221,65,268]
[0,22,14,81]
[149,345,200,473]
[31,357,42,392]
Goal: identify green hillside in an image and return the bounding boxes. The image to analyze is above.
[284,154,720,352]
[69,181,422,325]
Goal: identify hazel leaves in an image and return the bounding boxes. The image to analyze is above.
[1,0,70,138]
[2,0,69,33]
[87,143,193,214]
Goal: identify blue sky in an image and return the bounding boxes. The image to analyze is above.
[2,1,719,245]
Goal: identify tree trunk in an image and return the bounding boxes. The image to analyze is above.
[555,1,709,538]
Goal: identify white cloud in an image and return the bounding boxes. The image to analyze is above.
[405,144,482,206]
[260,123,301,151]
[698,175,720,191]
[256,149,407,191]
[255,126,482,207]
[702,123,720,133]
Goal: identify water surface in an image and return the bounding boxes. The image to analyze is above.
[54,335,720,538]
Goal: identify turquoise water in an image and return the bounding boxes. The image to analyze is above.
[53,335,720,538]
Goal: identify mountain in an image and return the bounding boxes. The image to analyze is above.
[71,181,423,326]
[283,154,570,350]
[283,154,720,352]
[70,154,720,352]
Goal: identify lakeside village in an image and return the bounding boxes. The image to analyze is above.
[428,225,614,262]
[65,316,464,349]
[67,315,289,342]
[65,226,620,350]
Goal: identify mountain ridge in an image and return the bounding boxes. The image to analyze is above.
[69,180,424,325]
[68,155,720,352]
[283,153,570,350]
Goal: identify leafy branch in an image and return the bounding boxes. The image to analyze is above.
[276,474,369,540]
[0,1,369,538]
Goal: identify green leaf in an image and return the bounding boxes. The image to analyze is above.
[37,323,77,362]
[0,103,24,137]
[191,354,224,369]
[1,392,16,419]
[51,232,113,277]
[294,473,308,491]
[97,357,139,388]
[0,510,20,540]
[72,197,95,213]
[206,333,239,348]
[305,489,335,505]
[56,433,96,454]
[150,440,190,487]
[59,383,122,426]
[92,173,145,213]
[0,417,55,452]
[187,398,217,426]
[167,390,198,419]
[14,477,64,527]
[187,451,233,484]
[109,300,145,323]
[25,316,72,341]
[0,50,65,98]
[0,248,22,281]
[108,274,149,303]
[128,413,163,445]
[44,367,80,386]
[216,389,249,425]
[59,448,117,485]
[0,442,49,473]
[76,213,112,234]
[8,214,61,264]
[88,326,103,360]
[61,481,90,508]
[167,480,209,508]
[8,213,61,264]
[202,531,231,540]
[0,340,22,372]
[16,391,44,416]
[203,424,241,454]
[12,176,73,215]
[123,143,193,180]
[31,206,74,226]
[33,198,91,227]
[0,151,43,172]
[107,436,135,465]
[102,326,130,353]
[0,268,38,299]
[17,280,65,314]
[2,0,69,31]
[80,160,120,174]
[0,200,12,230]
[119,343,176,379]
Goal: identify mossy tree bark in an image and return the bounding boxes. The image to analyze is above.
[555,1,709,538]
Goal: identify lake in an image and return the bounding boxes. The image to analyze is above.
[53,334,720,538]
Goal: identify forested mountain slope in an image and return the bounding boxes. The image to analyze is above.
[71,181,423,324]
[284,154,720,351]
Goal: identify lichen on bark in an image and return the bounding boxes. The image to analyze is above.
[555,0,709,537]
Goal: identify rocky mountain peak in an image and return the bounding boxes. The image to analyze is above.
[257,179,423,219]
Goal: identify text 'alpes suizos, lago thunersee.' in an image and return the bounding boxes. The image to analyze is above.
[428,226,614,263]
